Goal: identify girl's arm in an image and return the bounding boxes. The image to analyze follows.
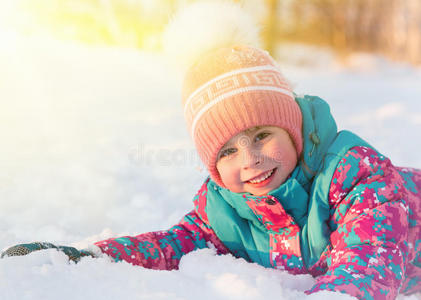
[307,146,409,300]
[94,185,229,270]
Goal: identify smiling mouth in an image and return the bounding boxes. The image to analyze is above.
[246,168,276,184]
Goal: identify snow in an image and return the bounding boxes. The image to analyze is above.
[0,33,420,299]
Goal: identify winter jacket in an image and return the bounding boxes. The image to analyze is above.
[95,95,421,300]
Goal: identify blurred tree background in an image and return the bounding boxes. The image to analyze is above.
[275,0,421,64]
[9,0,421,64]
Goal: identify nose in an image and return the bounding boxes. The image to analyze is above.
[241,148,261,169]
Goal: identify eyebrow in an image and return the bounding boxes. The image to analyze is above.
[221,126,263,149]
[244,126,262,134]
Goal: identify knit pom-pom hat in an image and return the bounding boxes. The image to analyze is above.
[164,2,303,187]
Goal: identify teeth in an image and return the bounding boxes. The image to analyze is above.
[248,169,274,184]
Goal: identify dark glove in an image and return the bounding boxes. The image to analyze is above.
[1,242,96,262]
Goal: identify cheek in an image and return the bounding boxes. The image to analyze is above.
[266,144,297,167]
[216,161,242,188]
[217,163,234,182]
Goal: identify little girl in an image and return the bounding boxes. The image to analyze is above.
[2,7,421,300]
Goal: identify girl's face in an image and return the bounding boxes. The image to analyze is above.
[216,126,297,196]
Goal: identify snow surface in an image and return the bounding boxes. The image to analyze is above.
[0,34,420,300]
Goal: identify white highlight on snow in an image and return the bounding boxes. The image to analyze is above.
[212,273,260,299]
[375,102,406,120]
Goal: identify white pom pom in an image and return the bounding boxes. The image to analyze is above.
[163,0,261,72]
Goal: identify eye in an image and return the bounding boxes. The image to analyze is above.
[218,148,237,160]
[255,132,270,142]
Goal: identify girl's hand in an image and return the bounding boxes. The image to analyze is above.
[1,242,96,262]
